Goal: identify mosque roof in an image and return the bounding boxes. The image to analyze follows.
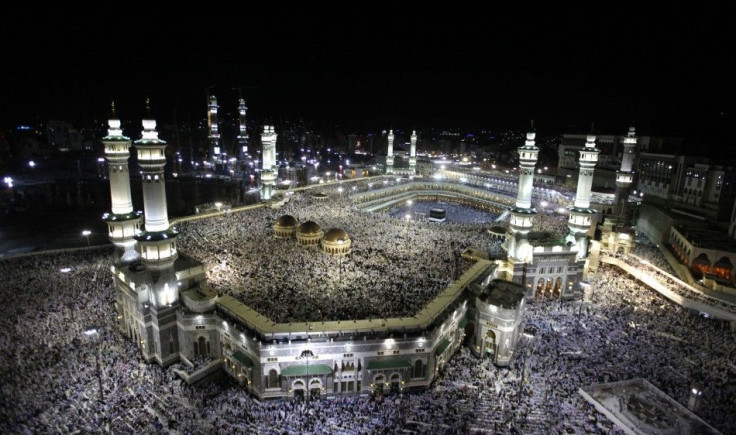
[275,214,298,227]
[297,220,322,235]
[323,228,349,243]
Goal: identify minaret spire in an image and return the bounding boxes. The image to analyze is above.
[614,125,637,218]
[238,97,249,159]
[505,125,539,270]
[260,126,278,200]
[566,131,600,259]
[102,102,141,266]
[385,129,395,174]
[409,130,417,175]
[208,95,221,162]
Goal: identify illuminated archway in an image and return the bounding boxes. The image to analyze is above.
[713,257,733,280]
[691,253,712,278]
[535,278,545,299]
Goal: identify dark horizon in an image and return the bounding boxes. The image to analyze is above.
[2,13,734,139]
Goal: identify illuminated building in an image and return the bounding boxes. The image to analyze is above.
[385,129,394,174]
[105,105,520,396]
[614,126,637,219]
[668,226,736,284]
[409,130,417,175]
[101,101,141,266]
[472,280,525,365]
[237,98,249,159]
[596,127,639,258]
[113,102,206,365]
[496,128,584,299]
[260,126,277,200]
[567,134,599,260]
[208,95,221,161]
[504,130,538,265]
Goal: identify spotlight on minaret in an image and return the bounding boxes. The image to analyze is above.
[260,126,278,200]
[385,129,395,174]
[567,132,600,259]
[409,130,417,175]
[505,124,539,272]
[614,126,637,219]
[101,100,142,265]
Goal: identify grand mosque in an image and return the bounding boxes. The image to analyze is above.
[104,100,633,400]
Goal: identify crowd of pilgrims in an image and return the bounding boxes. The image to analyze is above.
[176,189,501,323]
[175,183,576,324]
[1,244,734,434]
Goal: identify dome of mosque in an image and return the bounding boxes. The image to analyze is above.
[297,221,322,235]
[275,215,298,228]
[323,228,349,243]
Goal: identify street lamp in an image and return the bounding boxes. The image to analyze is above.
[215,201,223,212]
[688,383,703,412]
[81,230,91,247]
[83,327,104,402]
[338,187,344,198]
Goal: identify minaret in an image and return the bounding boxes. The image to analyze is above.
[567,133,600,259]
[237,98,249,159]
[133,99,179,305]
[102,101,142,265]
[505,128,539,268]
[260,125,277,200]
[208,95,221,161]
[614,126,637,218]
[386,129,395,174]
[409,130,417,175]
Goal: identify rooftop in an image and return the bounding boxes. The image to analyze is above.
[479,279,525,309]
[674,226,736,252]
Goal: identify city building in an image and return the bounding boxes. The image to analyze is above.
[557,132,683,189]
[637,155,736,223]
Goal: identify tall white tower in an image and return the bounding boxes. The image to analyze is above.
[409,130,417,175]
[237,98,249,159]
[614,126,637,218]
[567,134,600,259]
[102,102,142,265]
[131,102,181,365]
[208,95,221,161]
[386,129,395,174]
[260,125,277,200]
[505,130,539,266]
[133,102,179,279]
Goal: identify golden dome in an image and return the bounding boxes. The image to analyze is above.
[323,228,349,243]
[297,220,322,235]
[275,214,298,227]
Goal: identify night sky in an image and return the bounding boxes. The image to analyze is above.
[2,12,734,137]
